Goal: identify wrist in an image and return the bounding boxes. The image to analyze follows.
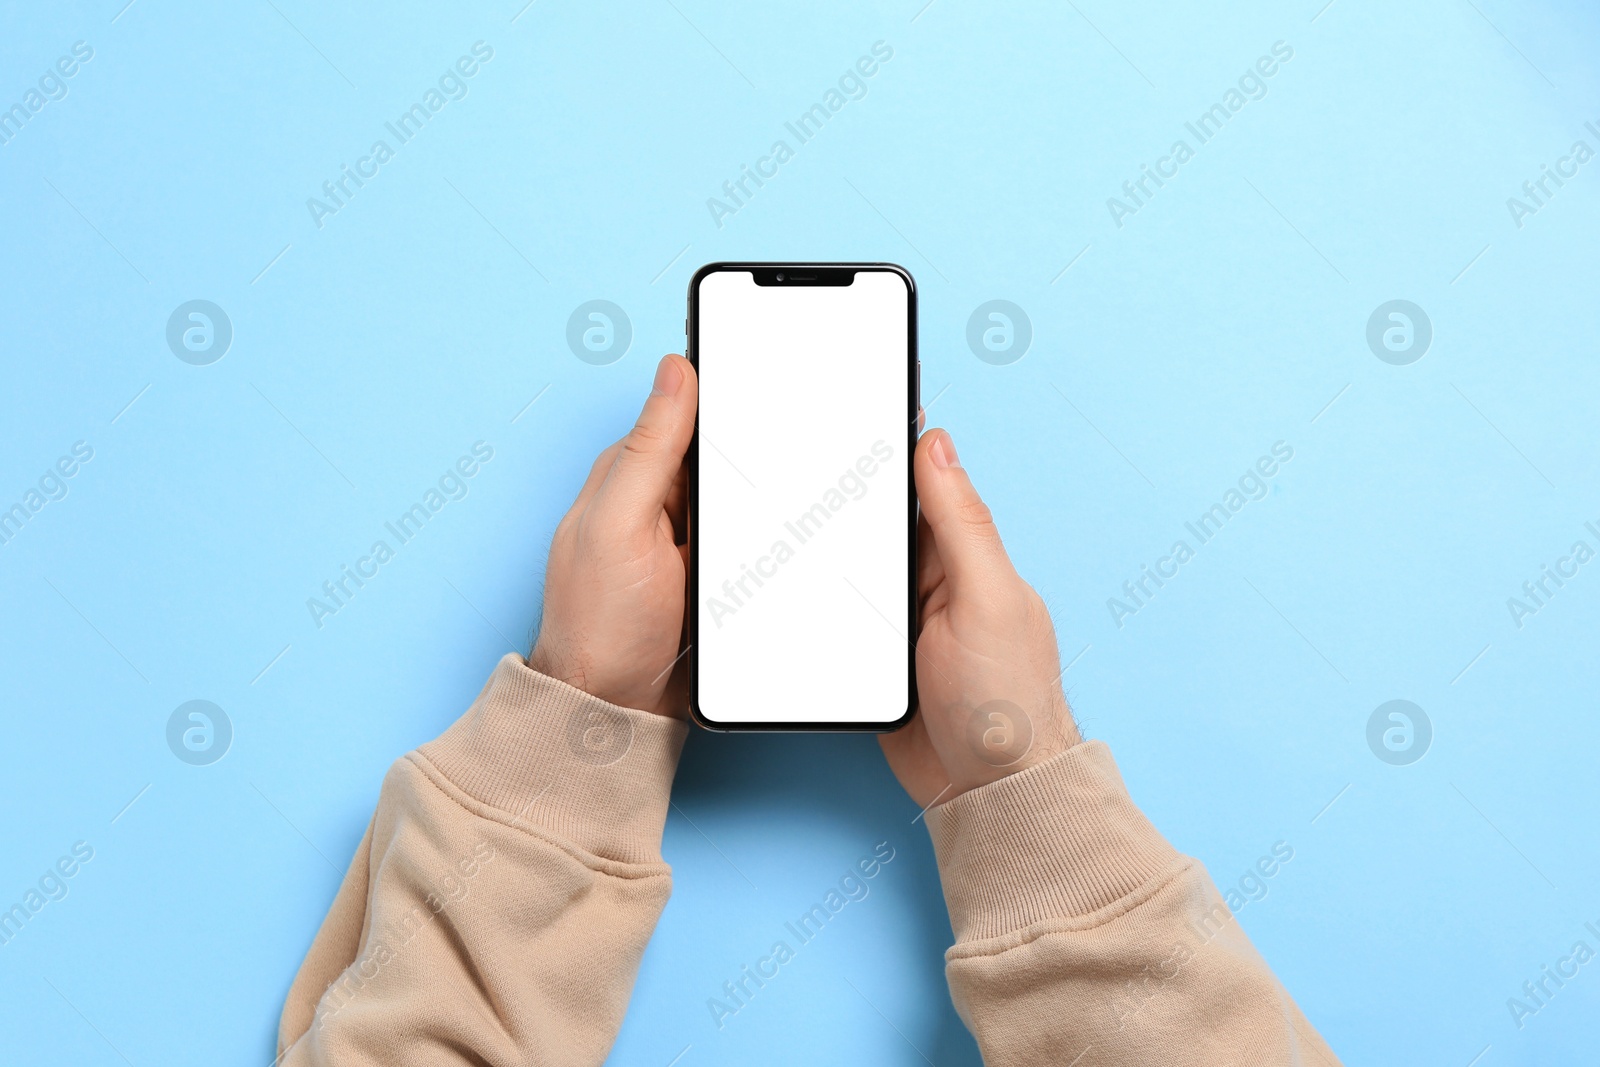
[525,641,583,694]
[526,640,679,718]
[524,641,562,682]
[950,694,1078,797]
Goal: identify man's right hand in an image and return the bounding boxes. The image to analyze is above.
[880,428,1080,810]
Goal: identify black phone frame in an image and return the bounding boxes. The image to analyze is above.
[686,262,919,732]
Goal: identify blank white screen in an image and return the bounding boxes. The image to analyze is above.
[695,269,910,725]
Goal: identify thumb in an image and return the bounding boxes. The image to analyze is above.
[592,355,698,532]
[914,429,1015,593]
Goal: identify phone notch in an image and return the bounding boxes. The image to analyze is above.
[752,267,856,286]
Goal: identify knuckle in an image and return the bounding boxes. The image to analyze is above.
[574,513,611,553]
[623,419,669,456]
[553,505,586,543]
[587,451,616,483]
[956,494,997,533]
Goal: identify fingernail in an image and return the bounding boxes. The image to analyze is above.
[651,356,683,397]
[932,431,959,469]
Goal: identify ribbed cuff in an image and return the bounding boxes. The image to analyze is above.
[415,654,688,866]
[926,740,1182,944]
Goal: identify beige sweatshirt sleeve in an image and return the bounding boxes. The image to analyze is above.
[276,653,687,1066]
[927,740,1342,1066]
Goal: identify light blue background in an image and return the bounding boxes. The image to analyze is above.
[2,1,1597,1063]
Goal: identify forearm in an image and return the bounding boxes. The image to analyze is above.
[929,742,1340,1066]
[278,654,687,1066]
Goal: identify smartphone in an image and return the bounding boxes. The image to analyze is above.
[687,263,917,731]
